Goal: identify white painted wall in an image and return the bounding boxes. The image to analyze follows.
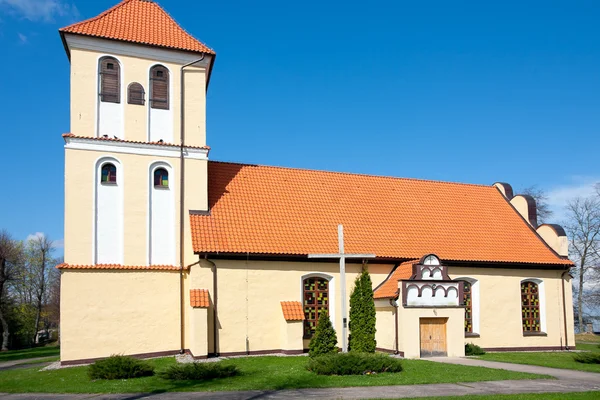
[149,162,175,265]
[95,157,123,264]
[148,65,173,143]
[454,277,480,334]
[405,283,459,307]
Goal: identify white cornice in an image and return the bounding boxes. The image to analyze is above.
[64,136,209,160]
[64,33,213,67]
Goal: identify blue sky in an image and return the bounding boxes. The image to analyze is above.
[0,0,599,251]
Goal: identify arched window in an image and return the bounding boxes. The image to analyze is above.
[150,65,169,110]
[154,168,169,188]
[99,57,120,103]
[100,163,117,184]
[461,280,473,333]
[303,277,329,338]
[128,82,145,105]
[521,281,541,332]
[423,254,440,265]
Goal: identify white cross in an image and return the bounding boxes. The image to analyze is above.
[308,224,376,352]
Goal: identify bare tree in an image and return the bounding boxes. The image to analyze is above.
[25,235,54,345]
[564,196,600,331]
[521,185,553,225]
[0,230,23,351]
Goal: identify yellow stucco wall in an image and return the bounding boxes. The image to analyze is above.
[375,306,397,351]
[60,270,180,362]
[64,149,207,266]
[69,46,207,147]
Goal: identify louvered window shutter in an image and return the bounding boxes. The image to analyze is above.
[128,83,145,105]
[100,58,120,103]
[150,66,169,110]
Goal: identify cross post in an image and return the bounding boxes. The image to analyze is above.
[308,224,376,352]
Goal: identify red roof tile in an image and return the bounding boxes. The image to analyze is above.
[190,162,572,266]
[56,263,181,271]
[60,0,214,55]
[281,301,304,321]
[62,133,210,150]
[190,289,210,308]
[373,260,418,299]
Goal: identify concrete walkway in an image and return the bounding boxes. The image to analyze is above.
[0,357,55,372]
[1,359,599,399]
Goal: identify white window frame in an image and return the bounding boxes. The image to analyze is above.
[454,277,480,335]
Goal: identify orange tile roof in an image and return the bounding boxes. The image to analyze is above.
[373,260,418,299]
[191,162,572,266]
[281,301,304,321]
[62,133,210,150]
[56,263,181,271]
[59,0,214,55]
[190,289,210,308]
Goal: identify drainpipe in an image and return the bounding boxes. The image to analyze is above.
[390,298,399,355]
[179,55,206,354]
[204,256,219,356]
[561,270,570,350]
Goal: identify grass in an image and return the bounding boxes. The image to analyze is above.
[477,350,600,373]
[378,393,600,400]
[575,333,600,344]
[0,346,60,363]
[0,356,551,394]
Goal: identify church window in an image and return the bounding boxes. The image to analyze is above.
[461,281,473,333]
[101,163,117,184]
[99,57,120,103]
[128,82,145,105]
[423,254,440,265]
[154,168,169,188]
[150,65,169,110]
[303,277,329,338]
[521,281,541,332]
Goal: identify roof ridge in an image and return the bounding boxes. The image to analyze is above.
[209,160,495,189]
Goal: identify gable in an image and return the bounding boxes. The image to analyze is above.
[190,162,571,266]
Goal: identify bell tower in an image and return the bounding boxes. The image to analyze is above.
[60,0,215,268]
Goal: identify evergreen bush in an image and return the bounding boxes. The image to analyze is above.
[348,268,376,353]
[88,355,155,380]
[307,352,402,375]
[159,362,240,380]
[308,310,338,358]
[465,343,486,356]
[573,352,600,364]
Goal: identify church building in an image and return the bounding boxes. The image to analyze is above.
[58,0,575,364]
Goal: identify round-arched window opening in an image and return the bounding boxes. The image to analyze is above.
[154,168,169,188]
[423,254,440,265]
[101,163,117,184]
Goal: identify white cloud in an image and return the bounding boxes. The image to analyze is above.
[17,32,27,43]
[25,233,63,249]
[0,0,79,22]
[546,177,600,222]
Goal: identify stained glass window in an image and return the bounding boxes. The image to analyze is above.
[461,281,473,333]
[101,163,117,184]
[303,277,329,338]
[521,281,541,332]
[154,168,169,188]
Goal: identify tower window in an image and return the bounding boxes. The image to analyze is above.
[154,168,169,188]
[99,57,120,103]
[101,163,117,184]
[150,65,169,110]
[128,82,145,106]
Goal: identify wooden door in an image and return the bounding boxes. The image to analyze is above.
[420,318,447,357]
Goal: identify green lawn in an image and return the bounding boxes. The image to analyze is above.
[0,346,60,363]
[575,343,600,352]
[387,393,600,400]
[477,351,600,373]
[0,356,551,394]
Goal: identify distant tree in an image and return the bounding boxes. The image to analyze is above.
[348,267,376,353]
[25,235,55,345]
[308,310,338,357]
[0,230,23,351]
[521,185,553,225]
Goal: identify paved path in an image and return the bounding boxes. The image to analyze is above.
[0,357,55,372]
[1,358,599,399]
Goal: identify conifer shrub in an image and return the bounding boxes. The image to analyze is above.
[308,310,338,358]
[348,269,376,353]
[465,343,486,356]
[573,352,600,364]
[159,362,240,380]
[88,355,155,380]
[307,352,402,375]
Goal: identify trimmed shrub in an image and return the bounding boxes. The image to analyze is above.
[573,352,600,364]
[88,355,155,380]
[309,310,338,358]
[159,362,240,380]
[348,269,377,353]
[465,343,486,356]
[307,352,402,375]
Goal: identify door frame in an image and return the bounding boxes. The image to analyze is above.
[419,317,448,358]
